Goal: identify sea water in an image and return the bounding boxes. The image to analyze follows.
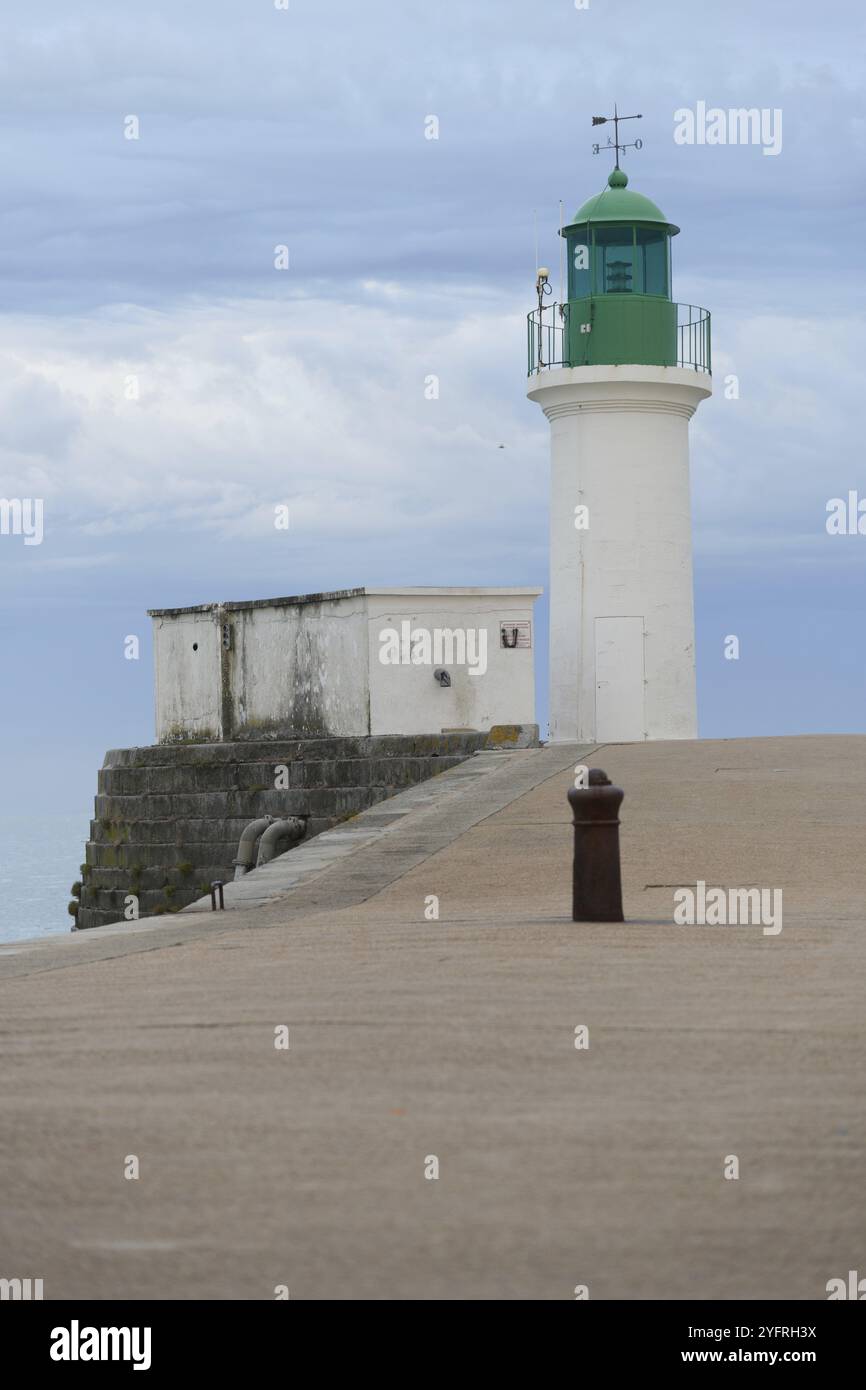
[0,813,91,943]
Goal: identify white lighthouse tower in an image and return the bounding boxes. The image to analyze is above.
[528,114,711,743]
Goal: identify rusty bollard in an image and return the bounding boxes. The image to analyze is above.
[567,768,624,922]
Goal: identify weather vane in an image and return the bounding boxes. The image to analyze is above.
[591,104,643,169]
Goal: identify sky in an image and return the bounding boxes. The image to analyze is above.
[0,0,864,816]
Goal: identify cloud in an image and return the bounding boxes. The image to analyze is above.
[0,2,859,599]
[0,0,859,314]
[0,281,861,598]
[0,288,547,597]
[692,312,866,559]
[0,362,80,461]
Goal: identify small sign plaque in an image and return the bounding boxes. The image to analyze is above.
[500,621,531,650]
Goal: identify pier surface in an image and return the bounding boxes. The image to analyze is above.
[1,735,864,1300]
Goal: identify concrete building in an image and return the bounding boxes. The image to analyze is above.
[527,163,711,743]
[150,586,541,742]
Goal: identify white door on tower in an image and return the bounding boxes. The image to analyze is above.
[594,616,645,742]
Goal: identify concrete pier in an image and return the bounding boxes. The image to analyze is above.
[1,735,864,1300]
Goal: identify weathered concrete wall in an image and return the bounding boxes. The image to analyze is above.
[73,731,525,931]
[366,590,539,735]
[230,595,369,739]
[152,609,222,742]
[150,587,541,743]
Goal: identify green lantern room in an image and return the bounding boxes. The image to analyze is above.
[528,163,710,376]
[563,166,679,367]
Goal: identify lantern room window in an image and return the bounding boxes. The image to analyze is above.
[635,227,668,296]
[593,227,634,294]
[565,222,672,301]
[567,226,591,300]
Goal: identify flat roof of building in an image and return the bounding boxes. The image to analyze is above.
[148,586,543,618]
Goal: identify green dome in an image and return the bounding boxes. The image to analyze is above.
[566,168,679,235]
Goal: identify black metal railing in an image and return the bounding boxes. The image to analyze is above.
[527,300,711,376]
[527,302,569,373]
[676,303,711,374]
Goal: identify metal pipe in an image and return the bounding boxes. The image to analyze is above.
[233,815,276,880]
[255,816,307,868]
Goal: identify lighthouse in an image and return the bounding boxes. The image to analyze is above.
[528,114,711,744]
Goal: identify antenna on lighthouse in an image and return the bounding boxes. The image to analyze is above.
[591,104,643,168]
